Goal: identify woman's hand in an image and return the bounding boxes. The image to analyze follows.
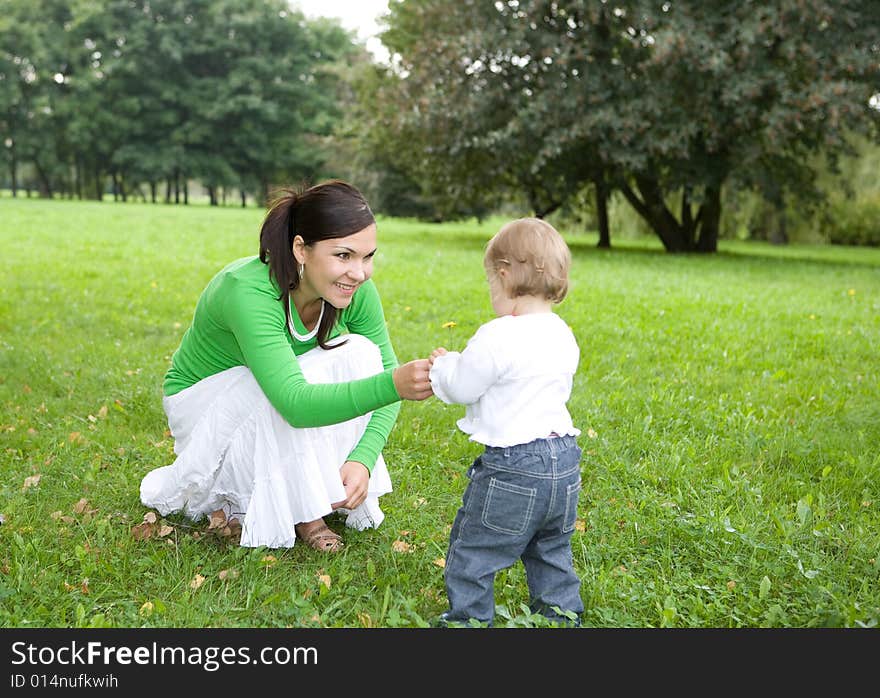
[332,460,370,511]
[392,359,433,400]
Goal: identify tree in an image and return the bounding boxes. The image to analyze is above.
[377,0,880,251]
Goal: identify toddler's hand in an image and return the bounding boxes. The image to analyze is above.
[429,347,447,365]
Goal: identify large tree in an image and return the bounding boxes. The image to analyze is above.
[376,0,880,251]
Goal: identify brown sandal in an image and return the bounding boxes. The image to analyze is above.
[296,522,344,552]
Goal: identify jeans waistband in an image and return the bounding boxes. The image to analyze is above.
[484,434,579,458]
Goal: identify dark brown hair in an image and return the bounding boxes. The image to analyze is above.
[259,179,376,348]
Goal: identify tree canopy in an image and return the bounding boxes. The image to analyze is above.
[0,0,365,204]
[370,0,880,251]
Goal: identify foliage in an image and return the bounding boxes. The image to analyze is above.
[1,199,879,628]
[0,0,362,203]
[375,0,880,252]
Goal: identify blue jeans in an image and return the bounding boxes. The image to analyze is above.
[443,435,584,624]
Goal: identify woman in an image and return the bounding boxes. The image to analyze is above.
[140,180,432,551]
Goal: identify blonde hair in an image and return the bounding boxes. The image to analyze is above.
[484,217,571,303]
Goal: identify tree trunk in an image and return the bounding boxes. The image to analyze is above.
[208,185,217,206]
[696,185,721,252]
[33,158,53,198]
[74,157,82,199]
[150,181,157,203]
[174,170,180,204]
[9,147,17,197]
[595,175,610,248]
[183,178,188,205]
[111,172,120,202]
[620,180,685,252]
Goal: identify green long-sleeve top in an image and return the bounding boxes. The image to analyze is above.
[163,256,401,472]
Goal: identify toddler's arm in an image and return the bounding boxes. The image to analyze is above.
[428,333,498,405]
[429,347,447,366]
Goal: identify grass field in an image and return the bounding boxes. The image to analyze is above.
[1,197,878,628]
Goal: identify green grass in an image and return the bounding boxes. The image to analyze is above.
[1,198,878,628]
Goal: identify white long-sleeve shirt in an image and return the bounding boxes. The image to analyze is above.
[429,312,580,447]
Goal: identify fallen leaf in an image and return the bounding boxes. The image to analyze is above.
[260,555,277,567]
[143,512,158,524]
[207,509,226,530]
[73,498,90,514]
[23,384,32,394]
[218,569,239,581]
[68,431,81,442]
[87,414,97,423]
[22,474,41,490]
[157,524,174,538]
[432,558,446,568]
[130,522,154,540]
[81,578,90,595]
[98,405,108,419]
[392,540,414,553]
[317,573,331,589]
[358,612,374,628]
[189,574,206,590]
[50,511,62,520]
[574,520,586,532]
[139,601,154,616]
[587,428,598,439]
[727,580,737,590]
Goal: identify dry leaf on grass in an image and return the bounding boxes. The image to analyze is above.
[73,498,92,515]
[207,509,226,530]
[260,555,277,567]
[22,474,41,490]
[157,524,174,538]
[218,569,239,581]
[432,558,446,568]
[130,522,153,540]
[392,540,414,553]
[317,573,331,589]
[189,574,206,590]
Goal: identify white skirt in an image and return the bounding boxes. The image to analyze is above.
[140,333,393,548]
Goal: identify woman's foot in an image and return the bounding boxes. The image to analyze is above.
[295,518,344,552]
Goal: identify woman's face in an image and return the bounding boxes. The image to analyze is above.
[295,223,378,309]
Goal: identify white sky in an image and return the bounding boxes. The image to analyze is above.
[291,0,391,61]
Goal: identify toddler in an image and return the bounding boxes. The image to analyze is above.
[429,217,583,626]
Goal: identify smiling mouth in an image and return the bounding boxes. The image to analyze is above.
[335,282,357,292]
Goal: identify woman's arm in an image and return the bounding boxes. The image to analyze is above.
[224,278,401,429]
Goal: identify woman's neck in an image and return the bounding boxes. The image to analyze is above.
[290,288,324,330]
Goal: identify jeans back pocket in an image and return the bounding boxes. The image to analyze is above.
[562,479,582,533]
[482,477,536,536]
